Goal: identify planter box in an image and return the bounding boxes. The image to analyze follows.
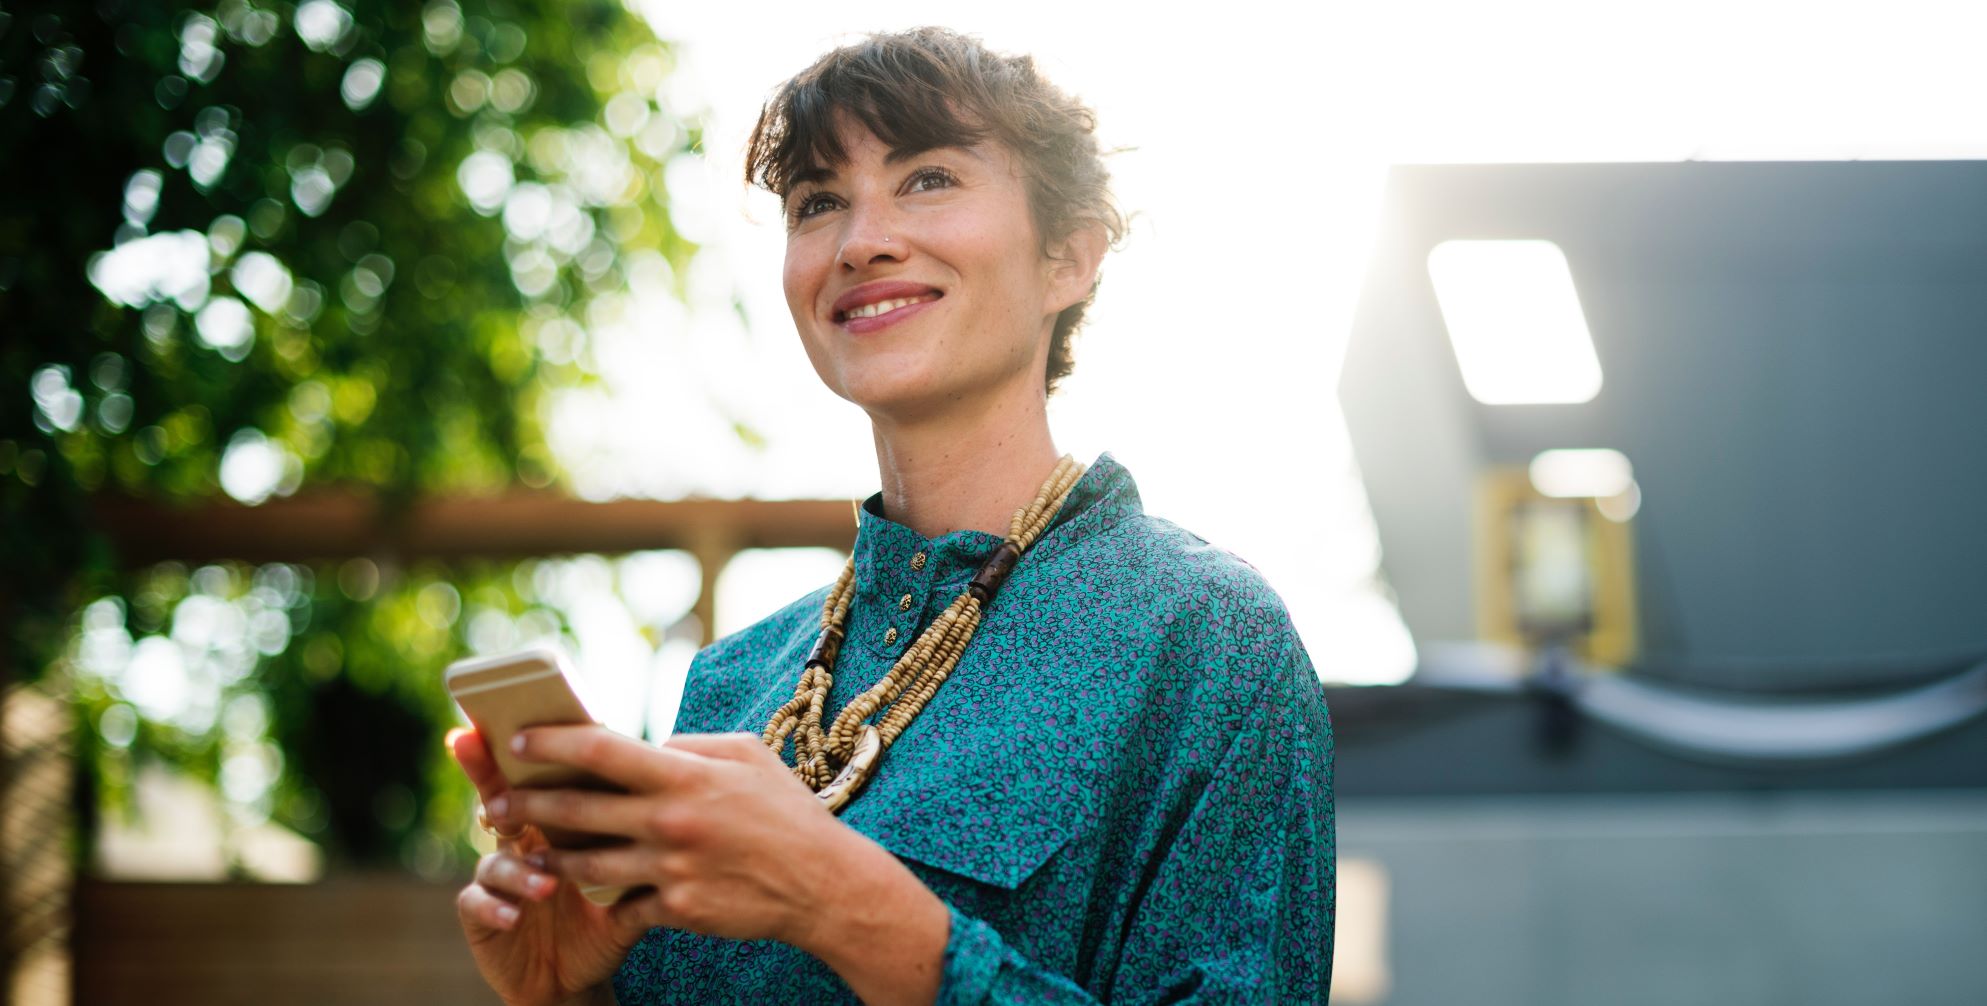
[74,876,501,1005]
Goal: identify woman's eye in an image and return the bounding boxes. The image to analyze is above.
[792,193,836,220]
[908,168,956,193]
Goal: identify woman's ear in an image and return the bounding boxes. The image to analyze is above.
[1044,220,1109,315]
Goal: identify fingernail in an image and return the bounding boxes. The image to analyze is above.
[510,733,528,754]
[495,904,519,926]
[444,727,465,748]
[528,873,554,896]
[525,851,547,869]
[488,795,508,819]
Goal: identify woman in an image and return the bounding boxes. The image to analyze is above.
[449,26,1335,1005]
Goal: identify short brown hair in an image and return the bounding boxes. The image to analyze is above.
[745,26,1126,396]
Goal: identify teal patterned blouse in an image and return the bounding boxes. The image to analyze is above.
[611,452,1336,1004]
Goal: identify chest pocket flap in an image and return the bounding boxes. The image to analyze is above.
[842,744,1093,890]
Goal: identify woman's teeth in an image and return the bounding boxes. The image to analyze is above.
[845,293,938,320]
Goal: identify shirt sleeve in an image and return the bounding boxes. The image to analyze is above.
[934,631,1337,1005]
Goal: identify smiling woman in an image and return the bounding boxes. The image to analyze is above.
[448,26,1335,1006]
[752,25,1125,402]
[779,129,1077,422]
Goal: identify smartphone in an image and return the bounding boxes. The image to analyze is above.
[445,645,641,906]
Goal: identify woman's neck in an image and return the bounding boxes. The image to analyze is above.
[868,391,1061,541]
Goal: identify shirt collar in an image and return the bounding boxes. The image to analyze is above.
[851,451,1143,597]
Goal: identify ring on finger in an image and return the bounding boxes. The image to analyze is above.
[477,803,526,840]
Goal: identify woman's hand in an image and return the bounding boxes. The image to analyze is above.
[448,728,649,1006]
[499,727,854,948]
[492,725,954,1005]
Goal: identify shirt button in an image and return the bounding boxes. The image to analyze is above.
[910,551,927,571]
[883,627,899,646]
[898,593,914,611]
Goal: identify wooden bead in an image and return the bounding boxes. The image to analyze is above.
[968,540,1024,602]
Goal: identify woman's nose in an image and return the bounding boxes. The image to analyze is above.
[835,206,906,271]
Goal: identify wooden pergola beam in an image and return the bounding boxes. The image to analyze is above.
[89,492,860,646]
[90,492,858,566]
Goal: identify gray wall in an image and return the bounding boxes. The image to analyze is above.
[1341,791,1987,1006]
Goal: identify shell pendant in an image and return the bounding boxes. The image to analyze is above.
[816,725,882,814]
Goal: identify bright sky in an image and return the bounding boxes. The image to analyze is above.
[555,0,1987,693]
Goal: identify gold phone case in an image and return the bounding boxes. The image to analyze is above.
[445,646,639,906]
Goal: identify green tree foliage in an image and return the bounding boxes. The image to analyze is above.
[0,0,702,871]
[70,555,594,876]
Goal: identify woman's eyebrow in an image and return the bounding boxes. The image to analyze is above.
[883,144,985,165]
[789,144,984,190]
[792,164,836,187]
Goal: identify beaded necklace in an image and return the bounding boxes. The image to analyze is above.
[761,455,1087,813]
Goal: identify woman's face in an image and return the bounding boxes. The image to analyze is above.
[781,116,1080,421]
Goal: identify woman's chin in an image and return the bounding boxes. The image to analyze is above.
[839,370,970,422]
[847,385,944,421]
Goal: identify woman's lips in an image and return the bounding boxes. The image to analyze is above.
[838,293,943,334]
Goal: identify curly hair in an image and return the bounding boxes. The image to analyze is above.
[744,26,1127,396]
